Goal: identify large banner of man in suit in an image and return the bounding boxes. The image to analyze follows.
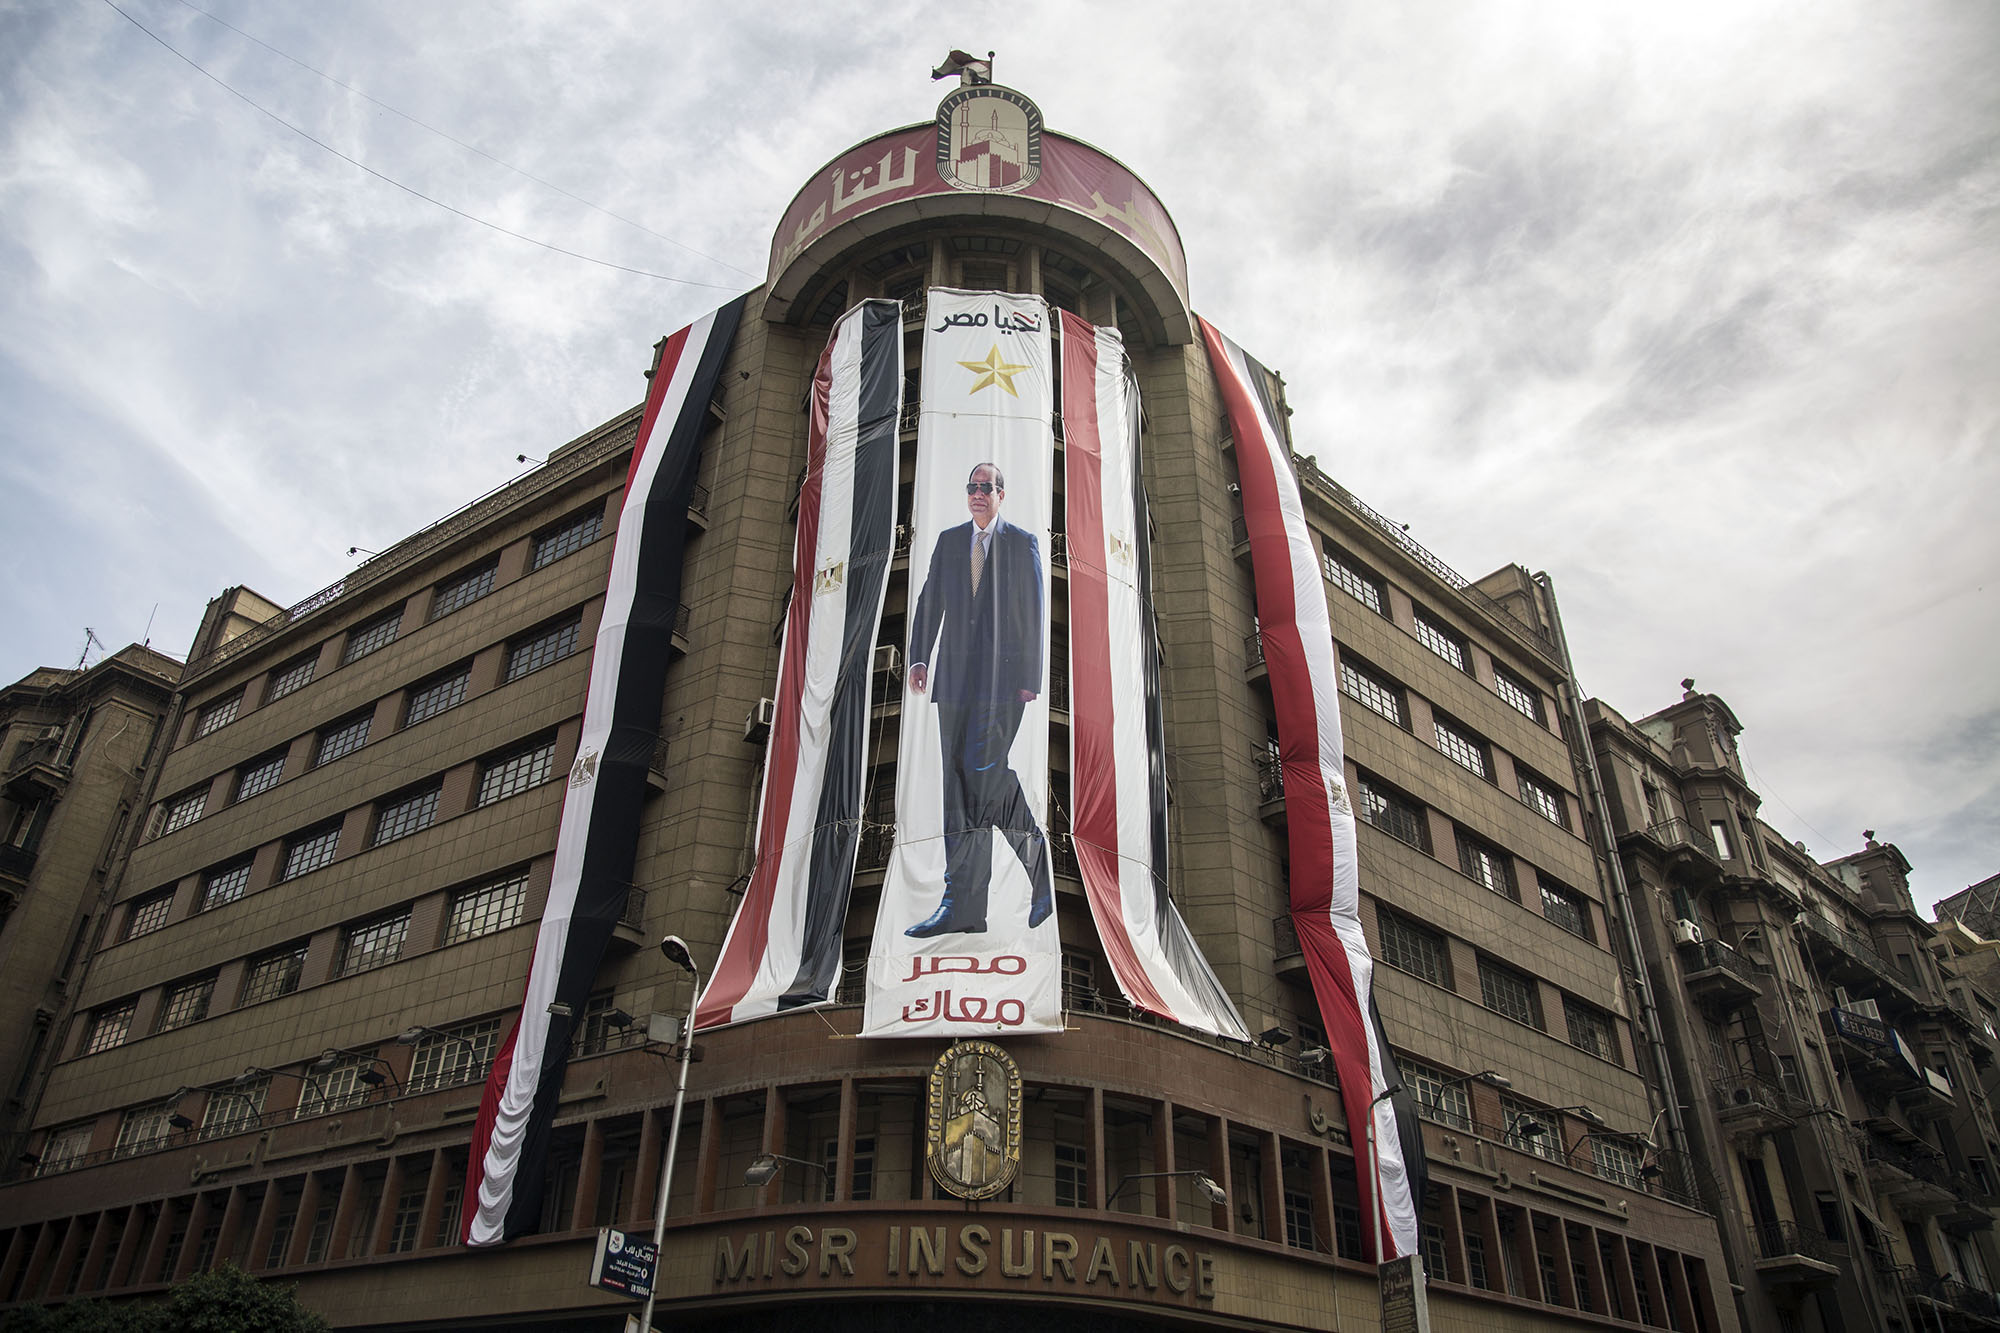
[865,288,1062,1036]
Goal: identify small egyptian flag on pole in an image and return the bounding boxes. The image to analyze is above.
[931,49,993,85]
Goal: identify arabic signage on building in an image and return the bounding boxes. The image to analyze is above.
[589,1226,657,1300]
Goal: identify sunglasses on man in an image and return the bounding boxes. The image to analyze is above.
[965,481,1000,495]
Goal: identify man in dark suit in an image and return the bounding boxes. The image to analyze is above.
[905,462,1055,937]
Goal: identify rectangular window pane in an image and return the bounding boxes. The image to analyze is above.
[1433,717,1488,778]
[428,561,497,622]
[1563,996,1619,1062]
[114,1103,177,1158]
[296,1058,374,1118]
[1480,959,1542,1030]
[1339,658,1405,727]
[267,654,317,701]
[234,752,286,802]
[407,1018,502,1094]
[1413,611,1468,671]
[1517,769,1568,828]
[341,611,402,665]
[373,785,441,846]
[124,891,174,939]
[1539,877,1592,941]
[1379,911,1450,987]
[201,1079,268,1139]
[241,944,307,1005]
[506,618,582,682]
[1358,775,1430,851]
[404,666,470,726]
[1054,1141,1087,1208]
[338,912,410,977]
[282,824,341,880]
[1401,1058,1474,1131]
[446,871,531,944]
[1458,831,1517,901]
[160,787,208,834]
[1502,1095,1563,1162]
[156,976,215,1032]
[1494,667,1542,723]
[1592,1136,1645,1188]
[84,1002,135,1054]
[37,1125,95,1177]
[315,714,372,767]
[533,507,603,570]
[1323,549,1386,614]
[193,693,241,738]
[478,739,555,807]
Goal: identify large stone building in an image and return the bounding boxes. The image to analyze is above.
[2,83,1757,1331]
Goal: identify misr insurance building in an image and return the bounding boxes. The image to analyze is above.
[0,79,1737,1331]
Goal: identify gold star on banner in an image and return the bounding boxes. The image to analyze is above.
[958,344,1031,396]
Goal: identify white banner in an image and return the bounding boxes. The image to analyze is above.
[864,289,1061,1036]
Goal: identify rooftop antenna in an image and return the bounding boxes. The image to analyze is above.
[142,603,159,650]
[77,627,106,670]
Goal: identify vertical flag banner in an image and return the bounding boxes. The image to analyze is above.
[1199,317,1424,1260]
[697,299,904,1025]
[1059,311,1249,1042]
[465,294,747,1246]
[865,288,1061,1037]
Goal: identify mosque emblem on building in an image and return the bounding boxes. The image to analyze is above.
[925,1039,1022,1200]
[935,85,1042,194]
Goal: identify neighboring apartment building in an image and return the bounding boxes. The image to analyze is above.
[1588,685,2000,1332]
[0,646,180,1146]
[0,85,1736,1330]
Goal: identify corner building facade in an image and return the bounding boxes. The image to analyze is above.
[0,89,1735,1331]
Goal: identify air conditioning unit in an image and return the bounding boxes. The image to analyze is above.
[873,643,901,675]
[1671,919,1705,948]
[743,697,776,745]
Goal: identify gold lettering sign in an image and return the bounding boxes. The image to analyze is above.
[925,1039,1021,1200]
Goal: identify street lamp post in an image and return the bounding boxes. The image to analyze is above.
[636,935,700,1333]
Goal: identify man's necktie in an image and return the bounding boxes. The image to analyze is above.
[971,531,988,597]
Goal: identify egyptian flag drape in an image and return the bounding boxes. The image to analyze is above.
[697,299,903,1026]
[464,294,746,1246]
[1059,311,1248,1041]
[1199,316,1425,1261]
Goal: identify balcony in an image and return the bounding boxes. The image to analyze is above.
[1903,1270,2000,1325]
[1861,1133,1955,1209]
[607,884,649,951]
[1255,750,1285,824]
[1634,818,1723,885]
[3,735,70,801]
[0,841,35,888]
[686,480,711,531]
[1750,1221,1841,1287]
[1244,630,1267,683]
[1799,911,1920,1009]
[1682,938,1765,1009]
[1273,913,1307,983]
[1713,1073,1802,1138]
[1823,1008,1927,1095]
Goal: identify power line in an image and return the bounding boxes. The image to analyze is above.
[100,0,745,291]
[167,0,757,281]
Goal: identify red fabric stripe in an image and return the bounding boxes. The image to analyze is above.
[1061,313,1168,1017]
[460,1021,520,1241]
[625,326,693,493]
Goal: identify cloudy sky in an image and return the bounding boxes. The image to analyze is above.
[2,1,1994,908]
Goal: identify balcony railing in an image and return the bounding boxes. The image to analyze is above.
[1255,751,1284,804]
[1753,1221,1840,1265]
[0,842,35,883]
[1683,938,1765,1005]
[1245,631,1265,670]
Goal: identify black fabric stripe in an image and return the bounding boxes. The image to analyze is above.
[1126,359,1174,930]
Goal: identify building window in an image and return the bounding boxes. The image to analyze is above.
[200,860,253,911]
[1055,1141,1087,1209]
[1493,667,1542,724]
[506,616,582,682]
[388,1188,426,1254]
[1517,768,1568,828]
[1358,774,1430,851]
[850,1135,877,1202]
[1538,877,1592,942]
[1413,610,1469,672]
[1338,657,1406,728]
[36,1124,94,1177]
[241,943,307,1005]
[193,692,242,738]
[1463,1220,1490,1289]
[338,911,410,977]
[296,1058,374,1118]
[477,737,556,807]
[201,1078,267,1138]
[83,1001,136,1054]
[315,712,372,767]
[1457,830,1517,901]
[1422,1222,1449,1281]
[281,823,341,881]
[1061,951,1097,1012]
[573,992,623,1057]
[1324,549,1387,615]
[1284,1189,1316,1249]
[267,653,317,702]
[1592,1135,1645,1188]
[445,870,530,944]
[1401,1057,1474,1131]
[533,507,604,570]
[124,889,174,940]
[1333,1204,1363,1260]
[1563,996,1619,1063]
[1479,958,1543,1030]
[404,664,471,726]
[234,750,287,803]
[1379,911,1451,987]
[1709,819,1734,860]
[1433,715,1489,778]
[373,784,442,846]
[159,786,209,835]
[1502,1095,1563,1162]
[156,975,215,1032]
[429,561,497,622]
[114,1102,178,1158]
[407,1018,502,1094]
[341,610,402,665]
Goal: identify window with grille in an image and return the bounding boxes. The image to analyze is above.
[281,823,341,880]
[267,653,317,702]
[433,1179,465,1248]
[114,1103,177,1157]
[315,713,372,767]
[341,610,402,665]
[160,786,208,835]
[193,692,241,738]
[507,617,582,682]
[533,507,604,570]
[404,665,471,726]
[478,737,556,806]
[1563,996,1619,1062]
[1517,768,1568,827]
[850,1136,876,1202]
[1323,549,1386,614]
[200,860,252,911]
[1413,610,1469,671]
[428,561,497,622]
[1494,666,1542,724]
[1457,830,1517,900]
[1433,716,1489,778]
[1401,1058,1473,1131]
[1357,774,1429,851]
[1379,911,1451,987]
[1501,1095,1563,1161]
[1422,1222,1449,1280]
[338,911,409,977]
[1338,657,1405,727]
[1284,1189,1315,1249]
[156,975,214,1032]
[1054,1141,1087,1208]
[1539,877,1592,941]
[407,1018,501,1094]
[1061,950,1096,1011]
[446,870,530,944]
[1480,958,1542,1029]
[388,1188,427,1254]
[84,1001,135,1054]
[573,992,620,1056]
[124,890,174,939]
[1333,1204,1362,1260]
[373,784,441,846]
[296,1058,373,1118]
[1463,1221,1490,1289]
[241,943,307,1004]
[234,751,286,802]
[201,1079,267,1138]
[36,1124,94,1177]
[1592,1135,1645,1188]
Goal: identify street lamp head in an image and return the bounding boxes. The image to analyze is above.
[394,1025,431,1045]
[744,1153,780,1187]
[1193,1173,1227,1205]
[1473,1070,1511,1090]
[660,934,697,976]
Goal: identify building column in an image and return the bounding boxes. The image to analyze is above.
[107,1204,149,1287]
[416,1150,451,1251]
[213,1185,250,1271]
[1662,1248,1698,1331]
[1205,1114,1232,1233]
[1536,1211,1576,1308]
[1432,1182,1464,1283]
[1310,1144,1335,1258]
[692,1098,721,1215]
[18,1222,58,1299]
[285,1173,325,1268]
[1573,1223,1609,1315]
[1604,1235,1639,1323]
[0,1224,29,1298]
[77,1209,116,1294]
[833,1078,857,1204]
[1259,1130,1284,1244]
[246,1180,284,1271]
[37,1215,84,1299]
[173,1191,217,1282]
[1151,1098,1177,1222]
[629,1105,664,1226]
[754,1086,786,1206]
[325,1164,365,1263]
[137,1200,175,1286]
[1085,1086,1106,1210]
[368,1155,407,1256]
[570,1119,605,1231]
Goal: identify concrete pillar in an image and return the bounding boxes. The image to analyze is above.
[325,1164,364,1262]
[284,1173,325,1267]
[1151,1097,1177,1222]
[629,1106,663,1227]
[368,1156,407,1256]
[246,1181,284,1271]
[570,1119,605,1231]
[416,1150,451,1251]
[833,1079,857,1204]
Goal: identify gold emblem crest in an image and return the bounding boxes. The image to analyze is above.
[568,749,599,788]
[1108,533,1135,567]
[814,560,845,595]
[925,1039,1022,1200]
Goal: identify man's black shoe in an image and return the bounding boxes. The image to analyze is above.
[906,902,987,937]
[1027,883,1053,928]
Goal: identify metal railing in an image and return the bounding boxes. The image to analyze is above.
[619,884,648,930]
[1245,630,1265,669]
[1641,819,1722,868]
[1255,751,1284,803]
[1272,914,1301,958]
[1753,1220,1840,1265]
[4,736,68,783]
[1050,532,1068,568]
[688,480,710,518]
[0,842,35,881]
[1685,938,1765,990]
